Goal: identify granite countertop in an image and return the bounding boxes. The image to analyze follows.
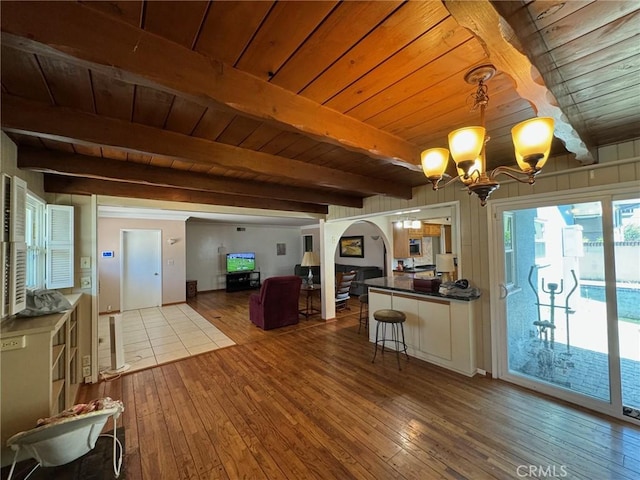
[394,264,435,273]
[364,276,480,302]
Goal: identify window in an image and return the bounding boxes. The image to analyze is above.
[534,218,546,260]
[504,212,516,286]
[24,191,74,291]
[26,193,45,289]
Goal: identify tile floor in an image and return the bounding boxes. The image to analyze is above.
[98,304,235,375]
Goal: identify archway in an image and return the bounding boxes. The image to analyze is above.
[319,218,392,320]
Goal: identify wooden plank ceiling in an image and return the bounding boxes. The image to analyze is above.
[1,1,639,214]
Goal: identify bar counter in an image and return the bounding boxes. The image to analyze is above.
[363,276,480,302]
[363,277,479,376]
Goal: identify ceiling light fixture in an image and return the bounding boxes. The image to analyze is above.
[420,65,555,206]
[400,218,422,229]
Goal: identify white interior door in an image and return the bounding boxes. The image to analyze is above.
[121,229,162,311]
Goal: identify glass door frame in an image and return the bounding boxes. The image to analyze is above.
[488,183,639,423]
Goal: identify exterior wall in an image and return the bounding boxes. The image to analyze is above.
[581,243,639,283]
[328,139,640,372]
[97,217,186,312]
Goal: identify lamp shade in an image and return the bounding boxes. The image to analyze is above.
[448,126,485,165]
[436,253,455,273]
[512,117,554,171]
[301,251,320,267]
[421,148,449,179]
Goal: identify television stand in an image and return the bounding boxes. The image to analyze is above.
[226,271,261,292]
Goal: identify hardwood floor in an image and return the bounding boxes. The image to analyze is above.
[79,290,640,480]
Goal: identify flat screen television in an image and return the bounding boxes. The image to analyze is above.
[226,252,256,273]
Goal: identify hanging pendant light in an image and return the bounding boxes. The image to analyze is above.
[421,65,554,206]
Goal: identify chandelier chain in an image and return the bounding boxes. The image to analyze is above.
[470,80,490,111]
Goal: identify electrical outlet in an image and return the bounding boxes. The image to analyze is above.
[84,376,92,384]
[82,355,91,366]
[1,336,26,351]
[83,366,91,377]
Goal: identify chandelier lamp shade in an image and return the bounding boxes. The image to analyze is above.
[420,65,555,206]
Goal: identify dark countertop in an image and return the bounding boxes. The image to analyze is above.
[394,264,435,274]
[363,276,480,302]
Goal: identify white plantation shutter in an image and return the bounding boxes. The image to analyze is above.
[10,176,26,243]
[1,176,29,316]
[10,242,27,314]
[46,204,74,289]
[1,242,9,317]
[2,175,9,242]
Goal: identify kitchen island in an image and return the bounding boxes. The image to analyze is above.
[363,277,480,376]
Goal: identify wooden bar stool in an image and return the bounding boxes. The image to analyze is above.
[371,309,408,370]
[358,294,369,334]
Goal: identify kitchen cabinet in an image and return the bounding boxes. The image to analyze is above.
[422,223,442,236]
[394,223,445,259]
[393,226,423,258]
[392,225,409,258]
[368,288,477,376]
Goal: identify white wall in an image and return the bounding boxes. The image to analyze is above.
[97,217,187,312]
[336,221,386,268]
[186,221,304,291]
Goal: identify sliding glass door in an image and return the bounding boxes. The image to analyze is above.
[613,199,640,419]
[492,193,639,421]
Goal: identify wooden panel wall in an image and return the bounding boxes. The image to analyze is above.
[328,138,640,371]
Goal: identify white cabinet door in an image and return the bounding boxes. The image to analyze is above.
[392,295,419,350]
[418,299,452,360]
[368,288,392,344]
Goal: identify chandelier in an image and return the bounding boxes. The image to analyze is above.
[420,65,554,206]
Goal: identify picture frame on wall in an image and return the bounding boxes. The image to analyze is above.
[339,236,364,258]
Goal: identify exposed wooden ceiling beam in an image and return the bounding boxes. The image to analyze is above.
[2,95,412,199]
[445,0,595,164]
[488,0,598,163]
[18,147,363,208]
[0,1,422,170]
[44,175,329,214]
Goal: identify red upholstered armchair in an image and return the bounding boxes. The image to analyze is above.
[249,275,302,330]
